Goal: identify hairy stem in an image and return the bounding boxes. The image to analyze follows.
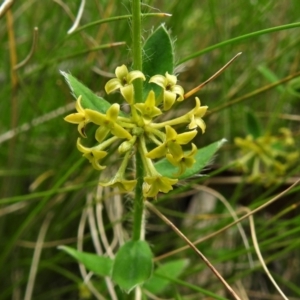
[131,0,145,242]
[132,142,145,241]
[131,0,143,103]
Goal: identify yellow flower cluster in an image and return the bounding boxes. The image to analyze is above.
[65,65,208,198]
[234,128,299,185]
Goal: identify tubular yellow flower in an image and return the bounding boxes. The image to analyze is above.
[134,90,162,123]
[188,97,208,133]
[118,136,137,154]
[166,143,197,175]
[85,104,132,142]
[149,72,184,110]
[64,96,89,138]
[105,65,146,104]
[100,151,137,192]
[101,179,137,192]
[143,175,178,198]
[77,138,107,170]
[147,125,197,159]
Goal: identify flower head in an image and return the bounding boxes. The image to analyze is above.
[64,96,89,138]
[234,128,299,185]
[105,65,145,104]
[64,64,211,199]
[150,72,184,110]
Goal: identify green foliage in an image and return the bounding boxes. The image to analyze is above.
[61,72,113,114]
[112,241,153,293]
[245,109,262,138]
[155,139,226,179]
[144,259,189,294]
[257,64,285,93]
[287,78,300,98]
[142,24,174,99]
[58,246,113,276]
[1,0,300,299]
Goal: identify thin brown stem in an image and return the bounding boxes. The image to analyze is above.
[14,27,39,70]
[24,213,53,300]
[155,179,300,261]
[145,201,242,300]
[208,70,300,115]
[249,213,289,300]
[184,52,242,99]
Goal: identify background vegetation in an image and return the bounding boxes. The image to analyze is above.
[1,0,300,299]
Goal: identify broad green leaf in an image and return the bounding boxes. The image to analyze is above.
[61,72,123,115]
[58,246,113,277]
[155,139,226,179]
[112,240,153,293]
[142,24,174,100]
[144,259,189,294]
[245,109,262,138]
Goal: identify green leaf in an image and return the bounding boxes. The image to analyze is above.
[257,64,285,93]
[155,139,226,179]
[58,246,113,277]
[142,24,174,100]
[245,109,261,138]
[61,72,121,115]
[287,78,300,98]
[144,259,189,294]
[112,240,153,293]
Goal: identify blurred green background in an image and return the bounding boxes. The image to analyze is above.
[1,0,300,299]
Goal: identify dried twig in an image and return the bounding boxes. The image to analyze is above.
[14,27,39,70]
[184,52,242,99]
[146,201,242,300]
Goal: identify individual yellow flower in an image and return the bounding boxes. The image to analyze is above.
[188,97,208,133]
[77,138,107,170]
[101,178,137,192]
[143,175,178,198]
[64,96,89,138]
[100,151,137,192]
[149,72,184,110]
[134,90,162,123]
[85,104,132,142]
[147,125,197,159]
[105,65,146,104]
[166,143,197,175]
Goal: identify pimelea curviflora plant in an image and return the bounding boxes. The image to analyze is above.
[64,64,207,198]
[60,1,240,298]
[234,110,299,185]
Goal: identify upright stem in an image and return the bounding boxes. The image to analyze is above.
[131,0,145,242]
[132,142,145,241]
[131,0,143,103]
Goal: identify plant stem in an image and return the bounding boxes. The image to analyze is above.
[131,0,143,103]
[132,142,145,241]
[131,0,145,242]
